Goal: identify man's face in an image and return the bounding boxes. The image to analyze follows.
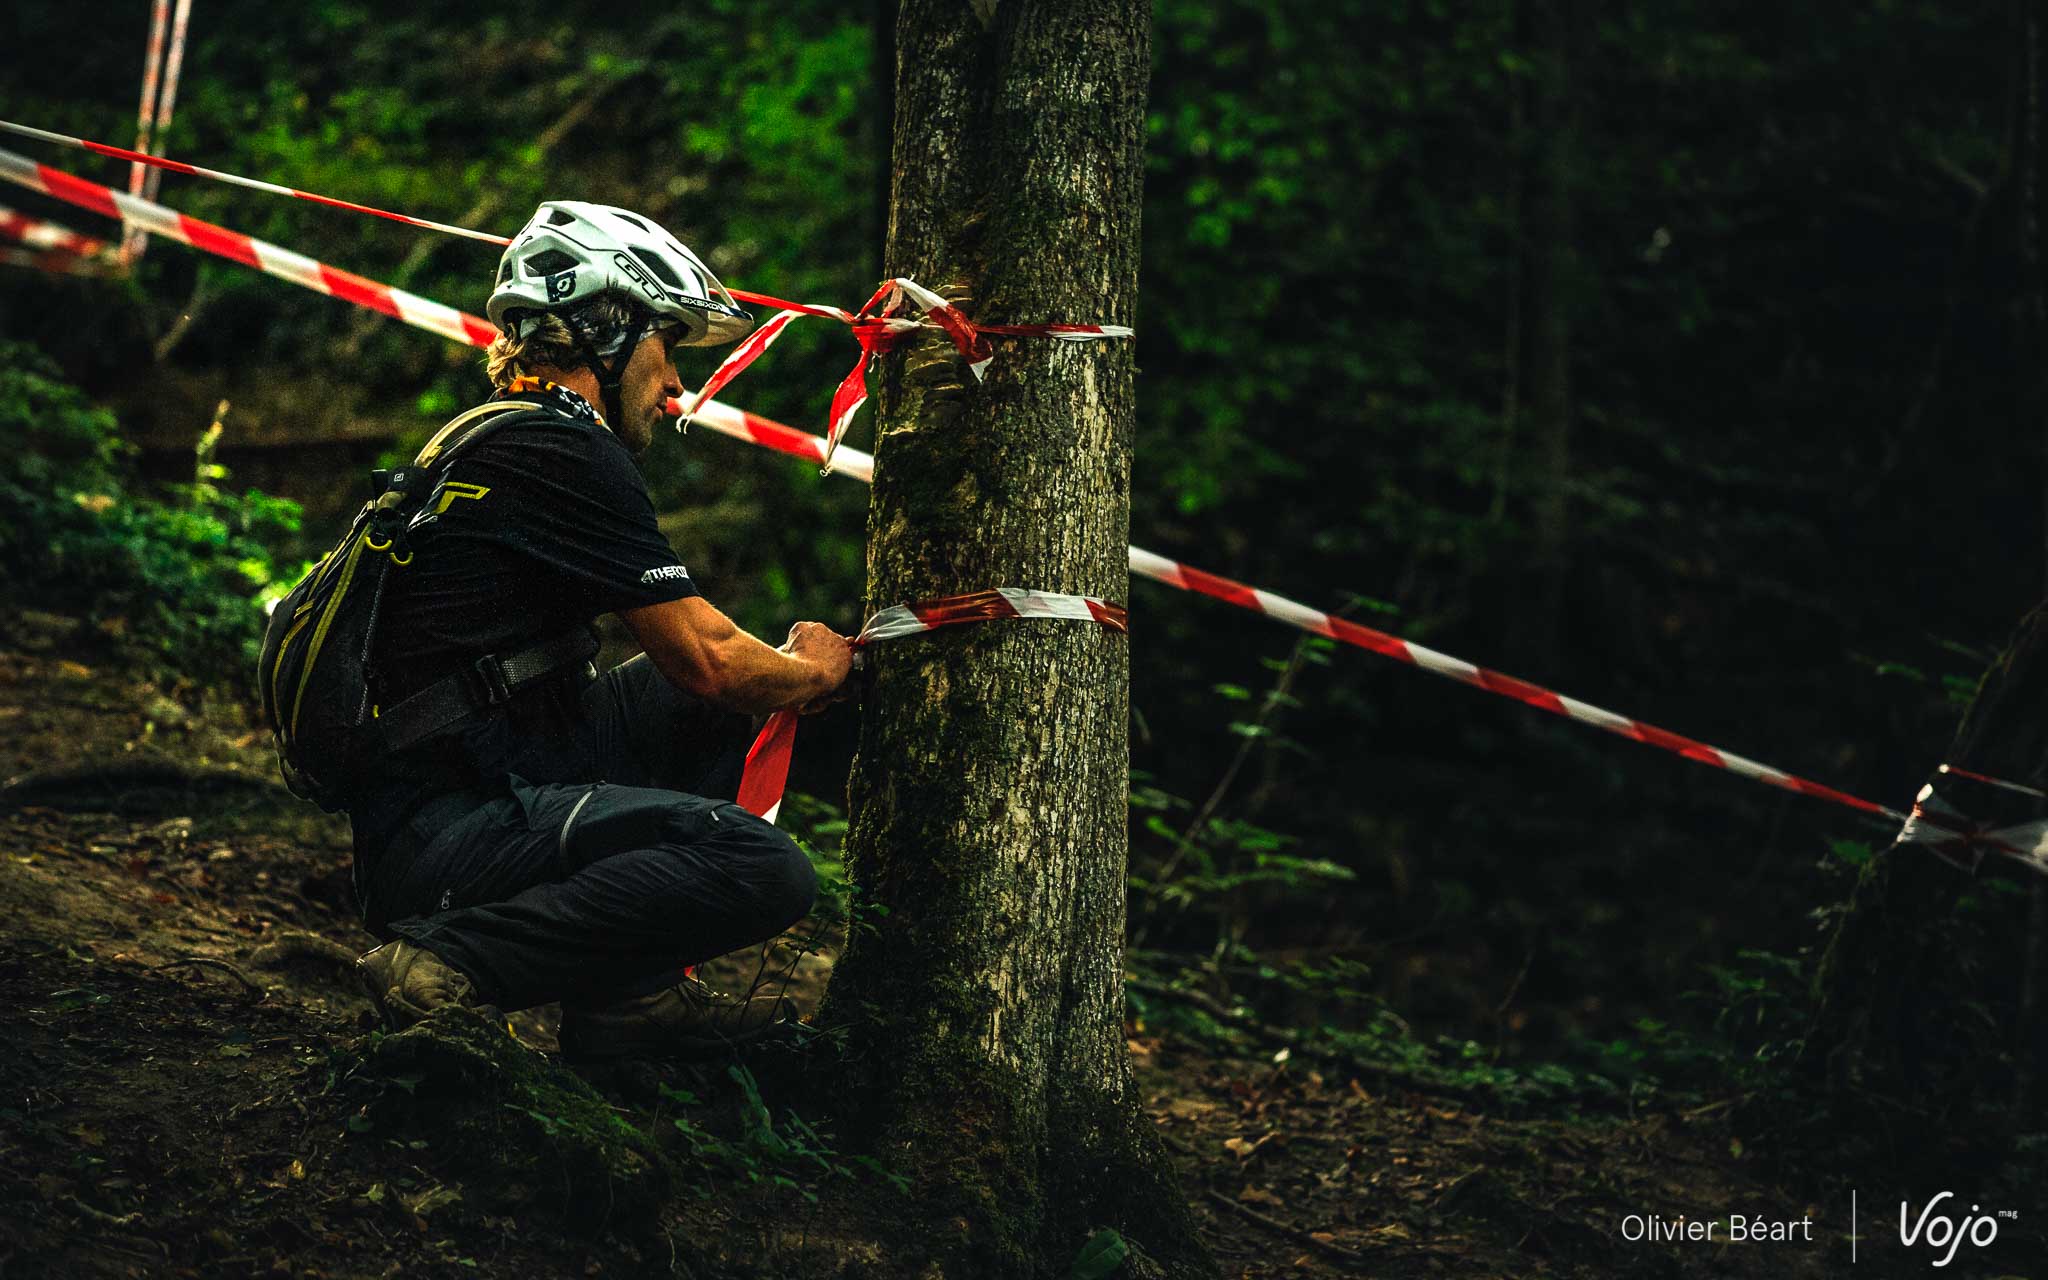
[614,324,687,454]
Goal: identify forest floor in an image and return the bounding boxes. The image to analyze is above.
[0,611,2037,1280]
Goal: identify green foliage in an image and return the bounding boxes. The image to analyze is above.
[1069,1228,1130,1280]
[657,1069,908,1204]
[0,342,301,684]
[776,790,852,921]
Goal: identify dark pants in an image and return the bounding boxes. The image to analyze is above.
[358,655,816,1011]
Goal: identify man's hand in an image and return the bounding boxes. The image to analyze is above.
[621,598,854,715]
[782,621,854,711]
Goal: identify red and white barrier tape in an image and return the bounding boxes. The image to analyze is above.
[0,146,498,348]
[1893,764,2048,875]
[0,120,1131,451]
[684,275,1130,473]
[857,586,1127,645]
[737,588,1129,822]
[0,246,119,278]
[16,143,2035,875]
[0,204,111,258]
[0,120,507,247]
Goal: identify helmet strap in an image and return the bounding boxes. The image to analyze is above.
[575,313,650,432]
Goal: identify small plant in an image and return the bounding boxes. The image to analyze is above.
[657,1069,909,1202]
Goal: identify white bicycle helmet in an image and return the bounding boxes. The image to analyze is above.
[487,200,752,347]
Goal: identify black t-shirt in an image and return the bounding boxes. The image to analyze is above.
[372,384,699,703]
[351,383,697,860]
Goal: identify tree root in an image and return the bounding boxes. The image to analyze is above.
[248,929,361,974]
[1203,1190,1368,1268]
[149,956,268,998]
[60,1195,144,1229]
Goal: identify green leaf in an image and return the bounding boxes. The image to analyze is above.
[1070,1228,1129,1280]
[1828,840,1874,867]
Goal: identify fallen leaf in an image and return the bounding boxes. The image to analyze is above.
[289,1159,306,1181]
[403,1185,462,1217]
[1239,1187,1282,1207]
[1223,1132,1277,1162]
[1310,1231,1337,1244]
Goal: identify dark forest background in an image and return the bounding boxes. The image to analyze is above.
[1,0,2037,1093]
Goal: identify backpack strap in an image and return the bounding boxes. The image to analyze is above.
[414,399,545,469]
[355,398,600,759]
[366,627,601,758]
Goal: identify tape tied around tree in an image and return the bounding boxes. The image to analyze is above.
[8,142,2044,878]
[735,588,1129,823]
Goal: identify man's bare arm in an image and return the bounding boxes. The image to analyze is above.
[619,596,851,715]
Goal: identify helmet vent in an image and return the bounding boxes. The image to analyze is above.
[615,212,652,232]
[497,259,514,283]
[545,208,579,226]
[522,248,580,277]
[627,248,686,291]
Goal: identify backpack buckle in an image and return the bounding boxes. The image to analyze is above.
[471,653,513,706]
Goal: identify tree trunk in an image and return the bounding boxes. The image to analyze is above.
[1805,604,2048,1106]
[815,2,1214,1276]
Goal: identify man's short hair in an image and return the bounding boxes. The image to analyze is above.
[485,294,647,389]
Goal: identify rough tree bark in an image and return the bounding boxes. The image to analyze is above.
[814,1,1215,1276]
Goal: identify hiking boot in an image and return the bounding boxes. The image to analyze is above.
[558,977,790,1061]
[357,940,481,1028]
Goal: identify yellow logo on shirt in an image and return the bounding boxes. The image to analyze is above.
[433,482,491,514]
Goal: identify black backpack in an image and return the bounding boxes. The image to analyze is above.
[258,400,596,810]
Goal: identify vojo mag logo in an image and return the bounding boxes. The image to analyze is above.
[1894,1192,2014,1268]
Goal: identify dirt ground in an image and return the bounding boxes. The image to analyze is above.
[0,617,2038,1278]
